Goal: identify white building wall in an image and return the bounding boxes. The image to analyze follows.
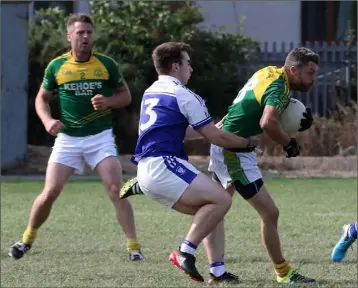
[196,0,301,50]
[73,0,91,14]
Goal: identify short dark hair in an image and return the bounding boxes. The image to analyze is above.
[284,47,319,68]
[152,42,192,74]
[67,13,94,29]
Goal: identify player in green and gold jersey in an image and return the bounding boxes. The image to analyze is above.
[9,13,143,261]
[209,47,318,284]
[41,50,124,137]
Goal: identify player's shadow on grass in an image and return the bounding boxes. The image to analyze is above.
[316,279,358,287]
[245,279,358,288]
[225,255,269,264]
[1,250,41,259]
[226,255,357,265]
[241,279,279,288]
[1,251,11,259]
[290,257,357,265]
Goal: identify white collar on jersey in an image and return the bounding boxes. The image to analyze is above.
[158,75,182,85]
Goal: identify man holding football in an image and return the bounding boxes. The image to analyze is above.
[207,47,318,285]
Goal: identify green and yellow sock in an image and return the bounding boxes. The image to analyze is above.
[22,226,37,245]
[127,238,141,253]
[274,261,291,278]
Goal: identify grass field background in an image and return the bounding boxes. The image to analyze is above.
[1,179,357,287]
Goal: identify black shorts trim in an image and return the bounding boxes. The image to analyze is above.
[212,172,263,200]
[233,178,263,200]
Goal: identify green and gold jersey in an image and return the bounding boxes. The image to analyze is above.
[42,51,124,136]
[223,66,291,139]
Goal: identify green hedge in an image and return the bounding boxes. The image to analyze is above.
[28,1,259,153]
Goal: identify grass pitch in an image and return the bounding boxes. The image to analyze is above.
[1,179,357,287]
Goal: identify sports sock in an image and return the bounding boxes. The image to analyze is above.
[22,226,37,245]
[127,238,141,252]
[180,240,197,255]
[274,261,292,278]
[210,261,225,277]
[348,222,357,240]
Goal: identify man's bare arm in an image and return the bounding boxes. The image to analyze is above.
[106,83,131,109]
[260,105,290,146]
[35,87,53,123]
[35,87,64,136]
[185,126,203,140]
[197,122,260,148]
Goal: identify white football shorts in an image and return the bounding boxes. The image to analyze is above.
[208,144,262,188]
[137,156,200,208]
[48,129,118,174]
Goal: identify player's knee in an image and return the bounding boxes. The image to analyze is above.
[217,190,232,210]
[209,184,232,208]
[106,183,120,201]
[262,206,280,224]
[41,185,62,203]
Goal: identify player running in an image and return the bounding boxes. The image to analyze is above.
[132,41,260,283]
[9,13,143,261]
[208,47,318,285]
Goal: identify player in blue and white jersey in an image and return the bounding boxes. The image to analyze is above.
[131,42,260,283]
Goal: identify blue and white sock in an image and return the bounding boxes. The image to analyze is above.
[348,222,357,240]
[180,240,197,255]
[210,261,225,277]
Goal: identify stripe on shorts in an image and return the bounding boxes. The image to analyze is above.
[223,149,250,185]
[163,156,197,184]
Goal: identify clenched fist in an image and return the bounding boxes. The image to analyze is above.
[44,119,65,136]
[91,94,108,111]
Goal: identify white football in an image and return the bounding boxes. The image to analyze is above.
[280,98,306,133]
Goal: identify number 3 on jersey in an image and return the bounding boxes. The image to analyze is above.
[233,77,259,104]
[139,98,159,132]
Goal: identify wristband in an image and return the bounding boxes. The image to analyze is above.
[247,137,252,147]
